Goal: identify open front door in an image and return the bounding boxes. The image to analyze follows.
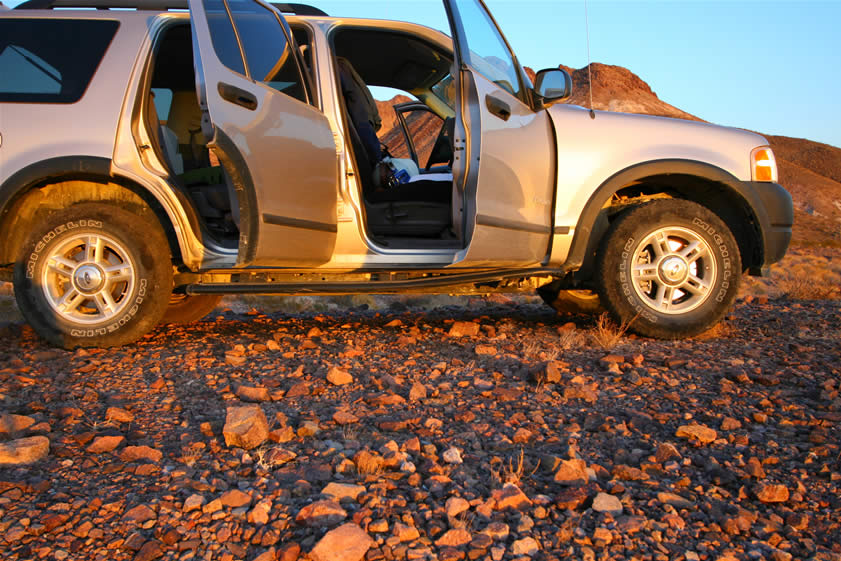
[444,0,556,267]
[189,0,338,266]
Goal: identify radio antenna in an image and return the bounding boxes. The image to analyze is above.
[584,0,595,119]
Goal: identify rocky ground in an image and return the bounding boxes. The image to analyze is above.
[0,295,839,561]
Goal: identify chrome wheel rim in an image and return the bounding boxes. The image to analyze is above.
[630,226,716,315]
[41,233,136,324]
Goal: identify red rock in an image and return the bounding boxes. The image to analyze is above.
[475,345,497,355]
[446,497,470,518]
[249,500,272,525]
[756,483,789,503]
[120,446,163,463]
[393,522,420,542]
[286,382,310,398]
[612,464,648,481]
[87,435,125,454]
[327,367,353,386]
[253,549,277,561]
[676,424,717,445]
[223,405,269,450]
[448,321,480,337]
[409,382,427,401]
[123,504,156,523]
[106,407,135,423]
[321,483,366,502]
[592,492,623,515]
[492,483,531,510]
[721,417,742,430]
[435,528,472,547]
[511,537,539,556]
[0,413,36,438]
[0,436,49,465]
[220,489,251,508]
[295,500,347,527]
[183,494,205,512]
[554,459,588,486]
[134,540,163,561]
[236,386,271,402]
[655,443,681,463]
[555,486,591,510]
[279,543,301,561]
[310,524,373,561]
[512,428,532,444]
[333,410,359,425]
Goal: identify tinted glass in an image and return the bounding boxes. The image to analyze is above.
[453,0,521,99]
[0,19,118,104]
[204,0,246,75]
[227,0,307,103]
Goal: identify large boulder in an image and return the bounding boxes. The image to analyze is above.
[0,436,50,465]
[223,405,269,450]
[309,523,373,561]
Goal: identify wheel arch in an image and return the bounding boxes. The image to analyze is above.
[567,159,766,280]
[0,156,191,268]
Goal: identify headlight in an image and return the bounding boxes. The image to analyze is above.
[751,146,778,182]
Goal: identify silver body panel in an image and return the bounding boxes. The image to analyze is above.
[0,7,777,277]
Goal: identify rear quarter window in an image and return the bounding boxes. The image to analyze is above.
[0,19,120,104]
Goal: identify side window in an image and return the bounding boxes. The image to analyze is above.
[151,88,173,122]
[204,0,246,75]
[453,0,522,100]
[226,0,308,103]
[0,19,119,104]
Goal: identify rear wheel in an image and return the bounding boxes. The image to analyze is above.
[13,203,172,349]
[161,293,223,324]
[595,200,741,339]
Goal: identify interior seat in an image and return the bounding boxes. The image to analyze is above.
[336,57,452,237]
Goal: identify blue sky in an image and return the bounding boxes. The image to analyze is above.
[317,0,841,148]
[7,0,839,147]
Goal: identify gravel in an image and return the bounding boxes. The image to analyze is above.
[0,297,839,561]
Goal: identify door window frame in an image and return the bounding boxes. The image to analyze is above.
[203,0,314,106]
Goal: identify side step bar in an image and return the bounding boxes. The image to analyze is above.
[185,267,566,296]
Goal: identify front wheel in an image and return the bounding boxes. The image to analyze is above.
[13,203,172,349]
[595,200,741,339]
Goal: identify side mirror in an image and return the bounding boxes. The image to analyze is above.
[533,68,572,109]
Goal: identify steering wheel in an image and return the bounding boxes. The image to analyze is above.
[425,117,455,171]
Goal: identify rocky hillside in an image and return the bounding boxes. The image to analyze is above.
[377,63,841,248]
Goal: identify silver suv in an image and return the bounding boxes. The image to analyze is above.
[0,0,793,348]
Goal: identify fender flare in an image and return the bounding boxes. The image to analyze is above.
[0,155,195,265]
[565,159,767,273]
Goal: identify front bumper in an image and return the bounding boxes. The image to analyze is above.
[745,181,793,276]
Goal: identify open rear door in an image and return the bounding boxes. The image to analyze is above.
[443,0,556,267]
[189,0,338,266]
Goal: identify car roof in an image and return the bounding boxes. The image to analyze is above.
[12,0,325,14]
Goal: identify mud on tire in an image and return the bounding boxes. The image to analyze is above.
[161,293,223,324]
[13,203,172,349]
[595,199,741,339]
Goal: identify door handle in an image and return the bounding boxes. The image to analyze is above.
[485,95,511,121]
[217,82,258,111]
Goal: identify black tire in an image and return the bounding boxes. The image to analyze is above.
[13,203,173,349]
[161,293,223,324]
[595,199,741,339]
[538,287,604,315]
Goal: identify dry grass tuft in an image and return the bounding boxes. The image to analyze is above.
[500,448,539,486]
[775,276,840,300]
[354,450,385,476]
[591,312,635,349]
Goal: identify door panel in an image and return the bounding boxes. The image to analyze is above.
[189,0,338,266]
[459,74,555,265]
[444,0,556,266]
